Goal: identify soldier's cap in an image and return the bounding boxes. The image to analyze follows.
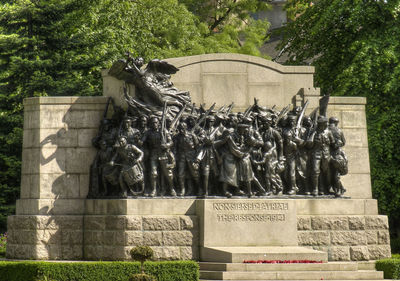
[139,115,148,121]
[215,113,226,120]
[329,116,339,123]
[317,116,329,123]
[259,113,272,122]
[206,115,216,121]
[149,115,159,122]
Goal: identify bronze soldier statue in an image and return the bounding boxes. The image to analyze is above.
[174,122,200,196]
[307,116,335,196]
[141,116,176,197]
[329,117,348,197]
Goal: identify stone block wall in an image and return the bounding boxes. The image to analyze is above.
[7,214,199,261]
[84,215,199,261]
[6,215,83,260]
[20,97,108,208]
[297,215,391,261]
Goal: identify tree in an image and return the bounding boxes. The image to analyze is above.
[179,0,271,57]
[279,0,400,234]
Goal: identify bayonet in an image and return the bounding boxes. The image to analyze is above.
[169,104,187,134]
[161,101,167,143]
[295,100,309,137]
[225,102,234,115]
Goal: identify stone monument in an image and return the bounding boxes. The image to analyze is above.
[6,54,390,271]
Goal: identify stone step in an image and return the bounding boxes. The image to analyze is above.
[200,270,384,280]
[201,246,328,263]
[357,261,376,270]
[199,261,359,272]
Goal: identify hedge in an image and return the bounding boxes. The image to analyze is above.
[0,261,199,281]
[376,258,400,279]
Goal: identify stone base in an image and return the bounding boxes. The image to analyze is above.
[6,198,391,261]
[200,246,328,263]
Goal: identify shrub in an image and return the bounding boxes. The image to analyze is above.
[130,246,155,280]
[0,233,6,258]
[129,273,156,281]
[0,261,199,281]
[376,258,400,279]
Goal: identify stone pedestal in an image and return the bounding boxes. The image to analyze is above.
[198,199,297,247]
[7,198,391,261]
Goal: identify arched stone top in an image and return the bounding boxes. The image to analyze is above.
[165,53,315,74]
[163,53,317,110]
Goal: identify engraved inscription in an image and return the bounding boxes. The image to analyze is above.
[213,202,289,211]
[216,213,286,222]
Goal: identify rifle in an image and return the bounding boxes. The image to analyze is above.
[217,104,226,114]
[196,124,222,163]
[169,103,187,134]
[275,104,291,126]
[191,103,216,132]
[307,107,319,139]
[161,101,168,144]
[295,100,309,138]
[225,102,234,115]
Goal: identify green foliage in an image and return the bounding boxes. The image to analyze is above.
[376,258,400,279]
[179,0,271,58]
[392,253,400,259]
[0,261,199,281]
[280,0,400,230]
[284,0,313,21]
[129,273,156,281]
[130,246,154,263]
[130,246,154,274]
[392,237,400,254]
[0,233,6,258]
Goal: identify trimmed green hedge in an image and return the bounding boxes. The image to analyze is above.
[376,258,400,279]
[0,261,199,281]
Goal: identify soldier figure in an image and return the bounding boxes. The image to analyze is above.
[282,115,300,195]
[329,117,348,196]
[119,117,140,145]
[110,137,144,198]
[198,115,221,197]
[236,123,267,197]
[253,141,283,195]
[308,116,335,196]
[142,116,176,197]
[174,122,201,196]
[296,116,312,195]
[88,140,115,198]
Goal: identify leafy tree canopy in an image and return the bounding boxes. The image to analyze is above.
[279,0,400,233]
[179,0,271,57]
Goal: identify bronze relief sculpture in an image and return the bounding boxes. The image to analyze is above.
[88,56,348,199]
